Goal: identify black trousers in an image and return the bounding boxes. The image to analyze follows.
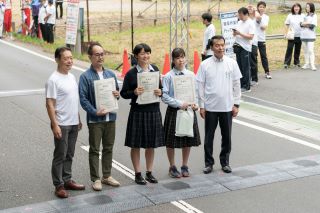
[250,45,258,82]
[32,16,39,37]
[258,41,270,73]
[284,37,301,66]
[235,46,251,90]
[46,23,54,43]
[40,23,47,42]
[204,111,232,167]
[56,2,63,18]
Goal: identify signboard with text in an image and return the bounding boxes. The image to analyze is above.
[65,0,80,45]
[219,12,238,56]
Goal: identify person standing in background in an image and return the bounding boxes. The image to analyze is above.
[55,0,63,19]
[283,3,303,69]
[3,0,12,38]
[201,12,216,61]
[247,5,259,86]
[0,0,5,39]
[22,0,31,36]
[39,0,47,42]
[44,0,55,43]
[31,0,41,37]
[300,2,317,71]
[256,1,272,79]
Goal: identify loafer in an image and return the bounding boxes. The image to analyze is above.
[135,174,147,185]
[101,176,120,187]
[181,165,190,177]
[145,172,158,183]
[92,180,102,191]
[203,166,213,174]
[222,165,232,173]
[55,185,68,198]
[169,166,181,178]
[64,180,85,190]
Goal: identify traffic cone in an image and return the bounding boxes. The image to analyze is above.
[162,53,170,75]
[121,49,130,78]
[193,50,200,74]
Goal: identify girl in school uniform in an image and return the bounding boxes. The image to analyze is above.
[162,48,201,178]
[120,43,165,185]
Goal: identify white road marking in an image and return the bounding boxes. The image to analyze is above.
[242,94,320,118]
[234,119,320,151]
[0,89,44,97]
[171,200,204,213]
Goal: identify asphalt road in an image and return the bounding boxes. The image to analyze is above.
[1,39,320,213]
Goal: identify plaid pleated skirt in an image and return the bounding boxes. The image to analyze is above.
[125,110,165,148]
[164,106,201,148]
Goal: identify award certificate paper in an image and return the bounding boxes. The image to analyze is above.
[173,75,196,104]
[94,78,118,112]
[137,71,160,104]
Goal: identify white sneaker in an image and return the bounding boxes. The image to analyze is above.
[92,180,102,191]
[302,64,310,69]
[265,73,272,79]
[101,176,120,187]
[311,65,317,71]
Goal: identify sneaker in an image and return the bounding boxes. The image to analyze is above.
[222,165,232,173]
[181,166,190,177]
[241,88,251,93]
[135,173,147,185]
[311,65,317,71]
[250,81,258,87]
[284,64,288,69]
[168,166,181,178]
[101,176,120,187]
[203,166,213,174]
[302,64,310,69]
[145,171,158,183]
[265,72,272,79]
[92,180,102,191]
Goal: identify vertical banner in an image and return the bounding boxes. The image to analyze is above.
[219,12,238,55]
[65,0,80,45]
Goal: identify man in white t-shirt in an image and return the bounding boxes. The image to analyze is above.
[196,35,242,174]
[0,0,5,38]
[201,12,216,61]
[46,47,85,198]
[233,7,254,93]
[256,1,272,79]
[44,0,55,43]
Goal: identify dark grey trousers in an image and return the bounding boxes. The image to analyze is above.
[204,111,233,167]
[52,125,78,187]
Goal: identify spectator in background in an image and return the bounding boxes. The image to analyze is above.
[233,7,254,93]
[256,1,272,79]
[22,0,31,36]
[247,5,259,86]
[0,0,5,39]
[201,12,216,61]
[39,0,47,42]
[55,0,63,19]
[31,0,41,37]
[283,3,303,69]
[300,2,317,71]
[44,0,55,43]
[3,0,12,38]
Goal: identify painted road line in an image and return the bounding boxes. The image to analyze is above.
[0,89,44,98]
[171,200,204,213]
[80,145,203,213]
[234,119,320,151]
[242,94,320,119]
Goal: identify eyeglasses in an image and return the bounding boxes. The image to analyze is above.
[93,52,105,57]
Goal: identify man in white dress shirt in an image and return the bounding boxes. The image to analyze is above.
[201,12,216,61]
[196,35,242,174]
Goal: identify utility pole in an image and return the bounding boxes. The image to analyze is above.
[170,0,190,65]
[86,0,90,42]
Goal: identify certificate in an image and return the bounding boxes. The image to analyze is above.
[137,71,160,104]
[173,75,196,104]
[94,78,118,112]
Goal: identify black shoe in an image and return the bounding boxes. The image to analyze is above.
[203,166,213,174]
[135,173,147,185]
[222,165,232,173]
[145,172,158,183]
